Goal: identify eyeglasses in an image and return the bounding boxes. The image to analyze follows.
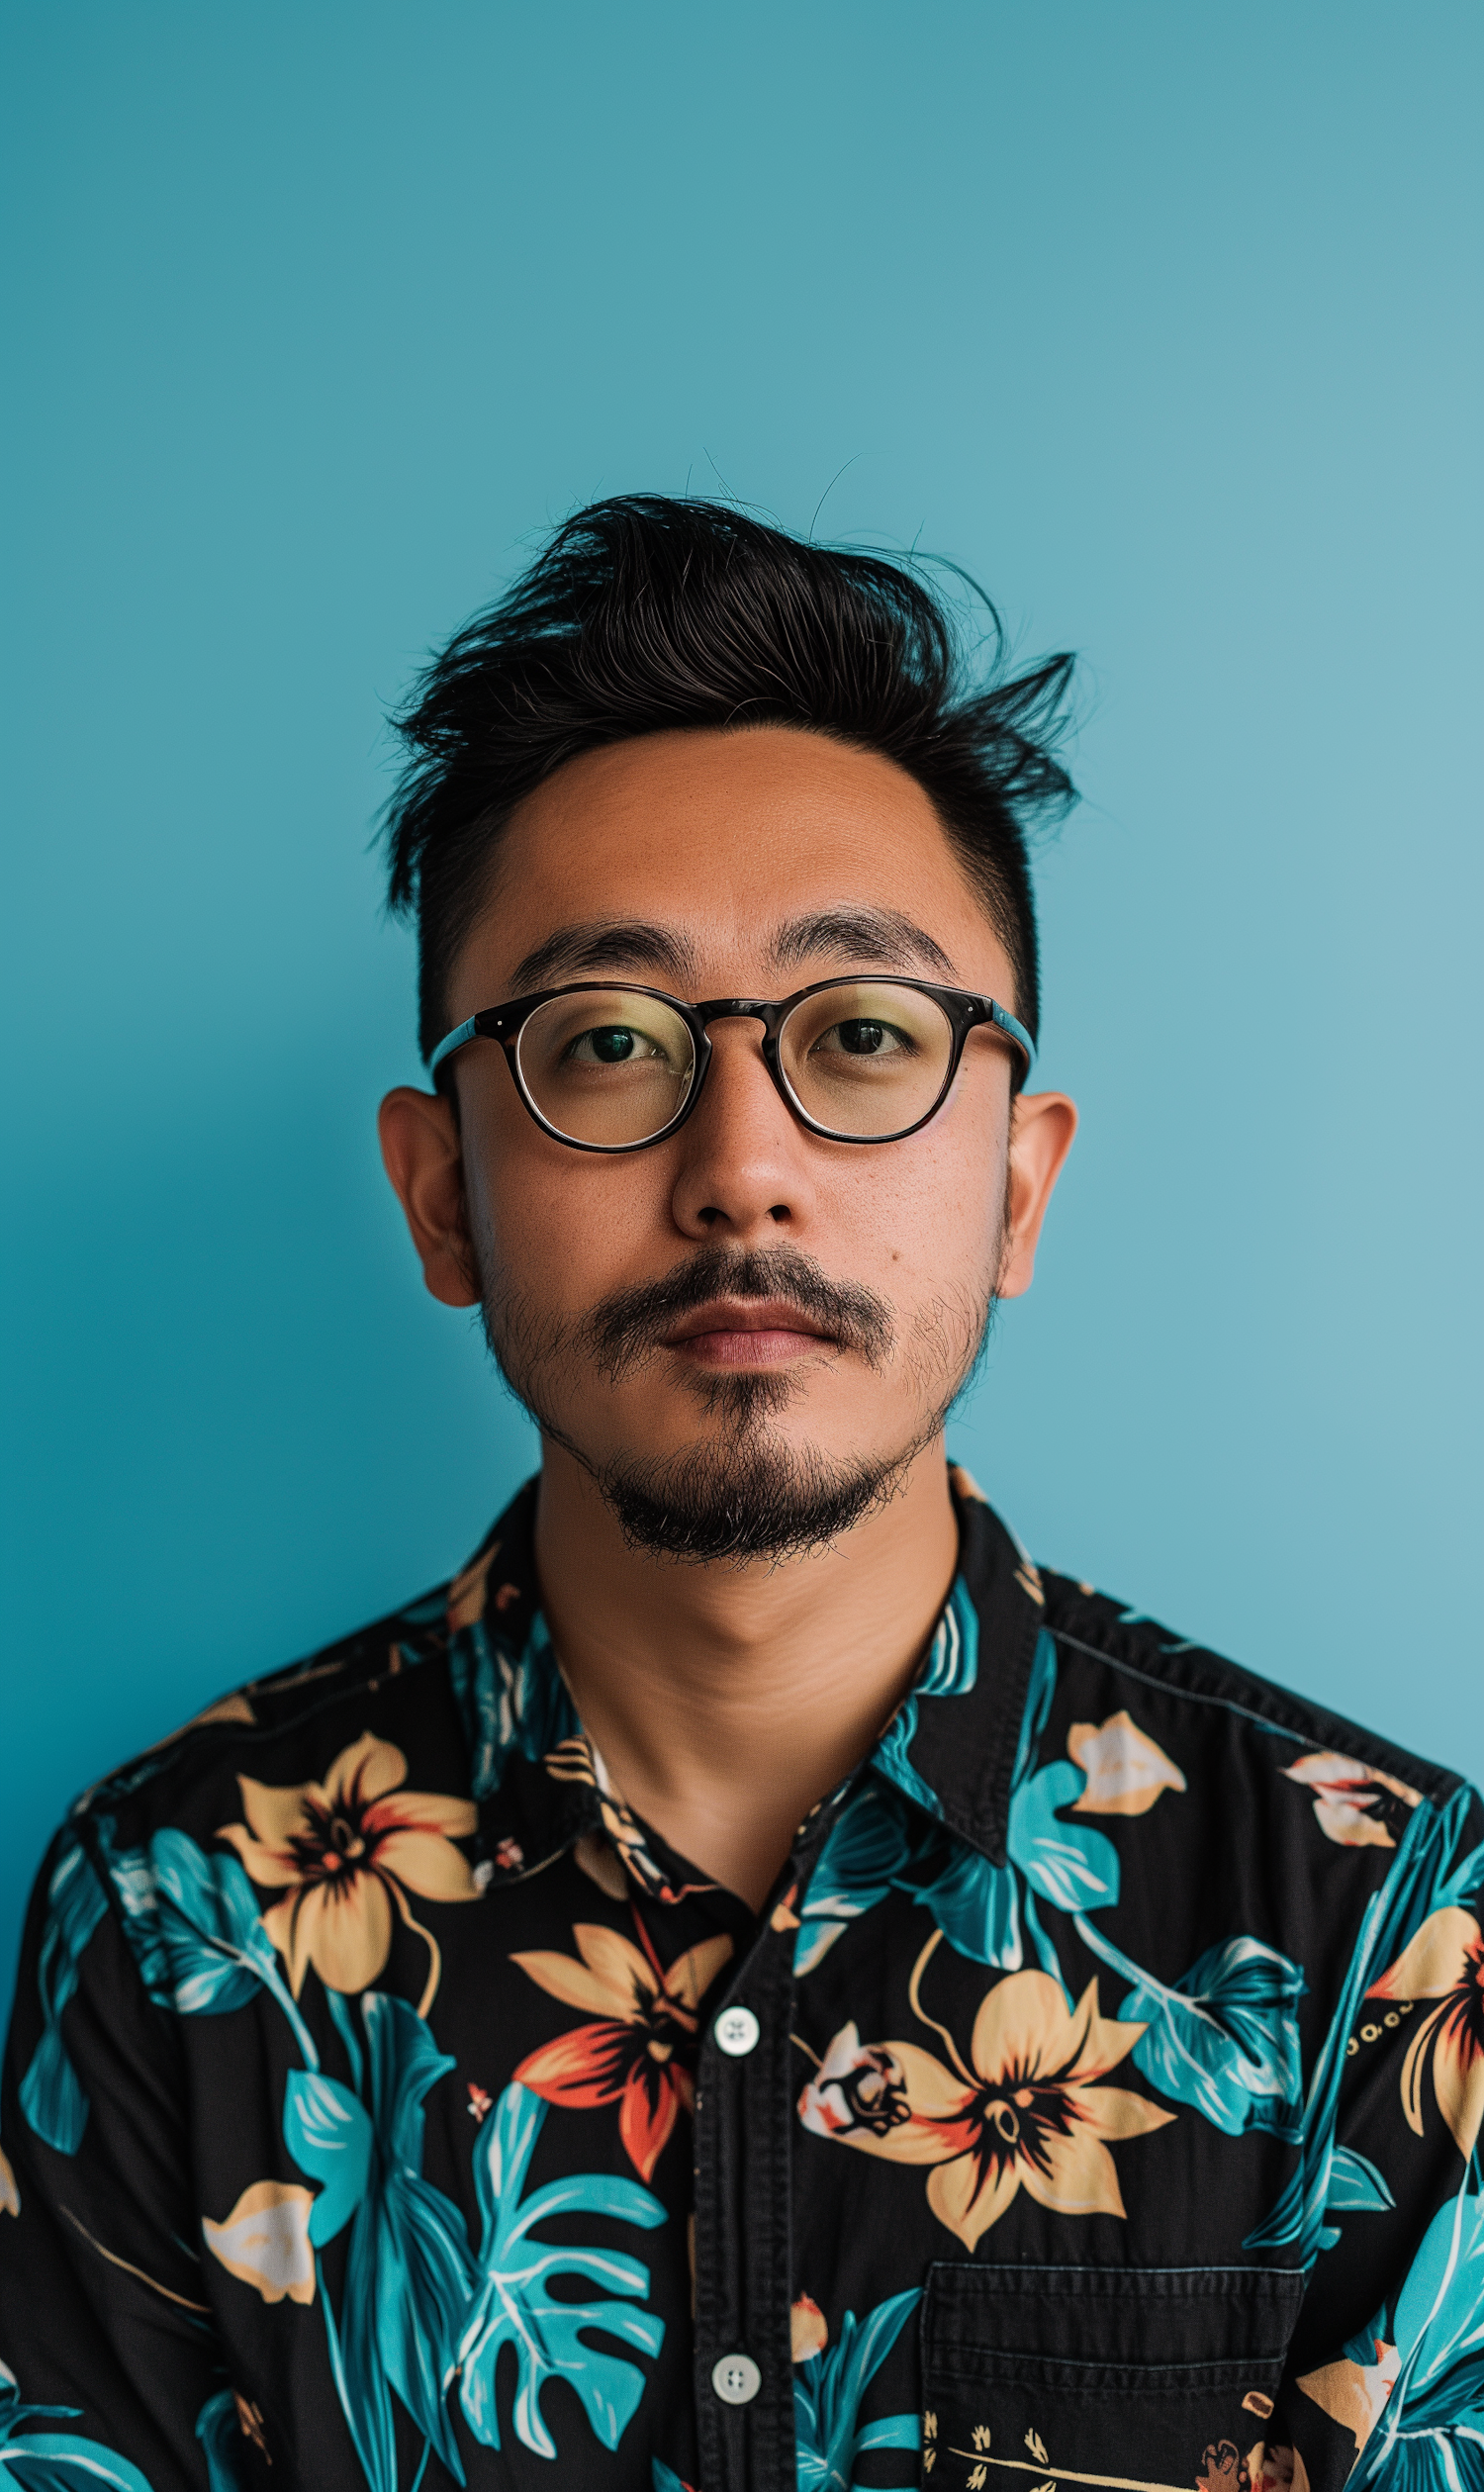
[428,975,1035,1154]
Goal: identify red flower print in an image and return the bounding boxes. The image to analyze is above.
[512,1918,733,2180]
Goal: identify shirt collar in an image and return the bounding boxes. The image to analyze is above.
[443,1465,1047,1892]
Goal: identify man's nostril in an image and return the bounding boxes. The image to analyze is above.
[769,1205,788,1223]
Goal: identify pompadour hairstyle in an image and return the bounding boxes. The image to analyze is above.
[383,496,1077,1069]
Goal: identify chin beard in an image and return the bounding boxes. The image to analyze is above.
[479,1240,996,1565]
[591,1396,930,1564]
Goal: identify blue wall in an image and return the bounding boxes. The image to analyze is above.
[3,2,1481,2000]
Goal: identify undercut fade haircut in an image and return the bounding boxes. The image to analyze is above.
[383,496,1077,1077]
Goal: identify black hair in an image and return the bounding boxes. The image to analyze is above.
[383,495,1077,1072]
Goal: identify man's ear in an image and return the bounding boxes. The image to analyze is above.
[996,1089,1078,1300]
[378,1087,482,1309]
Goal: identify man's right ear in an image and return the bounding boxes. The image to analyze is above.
[377,1087,482,1309]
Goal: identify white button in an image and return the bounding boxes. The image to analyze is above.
[711,2352,762,2406]
[713,2005,761,2058]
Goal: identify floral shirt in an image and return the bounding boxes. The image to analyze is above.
[2,1470,1482,2492]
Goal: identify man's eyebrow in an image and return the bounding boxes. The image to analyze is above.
[767,908,958,980]
[506,920,700,994]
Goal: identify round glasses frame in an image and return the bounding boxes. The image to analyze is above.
[428,975,1036,1154]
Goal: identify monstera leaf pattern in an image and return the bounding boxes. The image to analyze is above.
[458,2081,666,2459]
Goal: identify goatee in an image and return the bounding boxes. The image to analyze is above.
[482,1241,991,1565]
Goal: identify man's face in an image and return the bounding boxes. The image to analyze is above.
[382,726,1073,1560]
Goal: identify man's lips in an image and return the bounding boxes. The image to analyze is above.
[662,1298,837,1365]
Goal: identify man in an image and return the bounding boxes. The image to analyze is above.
[2,499,1479,2492]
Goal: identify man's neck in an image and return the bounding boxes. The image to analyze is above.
[531,1439,960,1909]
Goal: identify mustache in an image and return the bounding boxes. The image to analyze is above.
[574,1245,896,1382]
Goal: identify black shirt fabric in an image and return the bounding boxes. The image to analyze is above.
[2,1468,1481,2492]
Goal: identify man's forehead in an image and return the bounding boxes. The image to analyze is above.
[457,726,1016,1006]
[504,906,961,997]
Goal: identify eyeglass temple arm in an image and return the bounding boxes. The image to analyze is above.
[982,998,1036,1077]
[428,1011,505,1083]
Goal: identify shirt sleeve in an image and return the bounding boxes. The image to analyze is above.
[1274,1781,1484,2489]
[0,1823,251,2491]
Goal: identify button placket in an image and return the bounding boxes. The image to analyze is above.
[693,1928,798,2491]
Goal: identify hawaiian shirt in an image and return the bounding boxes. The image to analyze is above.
[2,1470,1482,2492]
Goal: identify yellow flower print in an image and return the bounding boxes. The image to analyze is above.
[1281,1751,1421,1848]
[797,1934,1173,2250]
[218,1730,478,2014]
[1366,1906,1484,2158]
[1067,1712,1186,1815]
[1296,2341,1399,2461]
[202,2179,316,2305]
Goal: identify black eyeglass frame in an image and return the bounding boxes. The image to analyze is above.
[428,975,1036,1154]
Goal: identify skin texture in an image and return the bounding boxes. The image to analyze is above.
[380,725,1076,1904]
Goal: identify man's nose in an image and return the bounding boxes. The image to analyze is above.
[668,1017,820,1241]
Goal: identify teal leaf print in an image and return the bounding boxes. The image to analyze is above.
[1246,1785,1471,2264]
[871,1585,980,1819]
[98,1822,319,2068]
[148,1830,284,2015]
[458,2080,666,2459]
[796,1794,1026,1978]
[0,2359,154,2490]
[796,1629,1064,1980]
[1113,1935,1305,2138]
[912,1841,1023,1970]
[311,1994,475,2492]
[794,1790,918,1976]
[1437,1839,1484,1914]
[916,1581,979,1698]
[18,1844,107,2154]
[283,2073,373,2247]
[651,2466,696,2492]
[449,1612,580,1801]
[1008,1762,1121,1915]
[1325,2146,1394,2217]
[1353,2184,1484,2483]
[792,2289,921,2492]
[195,2391,250,2492]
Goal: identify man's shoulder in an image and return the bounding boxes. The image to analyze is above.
[1034,1560,1463,1811]
[65,1563,469,1855]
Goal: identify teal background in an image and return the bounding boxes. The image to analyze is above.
[3,3,1481,2000]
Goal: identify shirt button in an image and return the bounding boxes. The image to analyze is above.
[713,2005,761,2057]
[711,2352,762,2406]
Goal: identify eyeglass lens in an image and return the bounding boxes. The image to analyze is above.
[512,982,955,1148]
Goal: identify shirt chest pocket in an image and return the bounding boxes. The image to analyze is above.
[920,2263,1306,2492]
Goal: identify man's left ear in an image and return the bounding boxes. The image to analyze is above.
[997,1090,1078,1299]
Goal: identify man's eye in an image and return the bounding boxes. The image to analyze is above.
[815,1018,912,1059]
[567,1024,664,1065]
